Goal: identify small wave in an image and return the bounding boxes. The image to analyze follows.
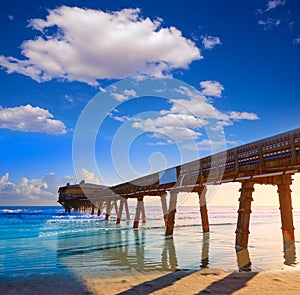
[1,209,23,214]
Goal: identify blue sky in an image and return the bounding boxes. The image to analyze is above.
[0,0,300,205]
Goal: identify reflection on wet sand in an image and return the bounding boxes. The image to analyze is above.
[235,242,297,272]
[56,228,181,272]
[235,246,252,272]
[56,229,213,272]
[283,242,297,266]
[200,232,209,268]
[162,237,178,271]
[56,226,297,274]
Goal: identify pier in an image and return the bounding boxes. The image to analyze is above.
[58,127,300,270]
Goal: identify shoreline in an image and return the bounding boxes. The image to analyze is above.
[2,268,300,294]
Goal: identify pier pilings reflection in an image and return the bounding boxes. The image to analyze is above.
[283,242,297,266]
[56,226,216,273]
[56,227,180,272]
[200,232,210,268]
[234,242,297,272]
[162,237,178,271]
[235,246,252,272]
[55,226,297,274]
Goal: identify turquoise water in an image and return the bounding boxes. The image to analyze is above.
[1,206,300,281]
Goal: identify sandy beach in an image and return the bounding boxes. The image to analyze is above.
[2,268,300,294]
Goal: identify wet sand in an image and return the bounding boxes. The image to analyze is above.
[2,268,300,294]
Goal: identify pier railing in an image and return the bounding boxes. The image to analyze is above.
[91,128,300,199]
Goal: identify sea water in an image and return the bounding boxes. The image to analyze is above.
[1,205,300,281]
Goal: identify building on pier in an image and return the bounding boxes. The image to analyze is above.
[58,180,106,214]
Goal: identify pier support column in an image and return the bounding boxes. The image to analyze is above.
[141,199,146,223]
[91,204,95,215]
[198,185,209,233]
[116,199,125,224]
[235,182,254,271]
[235,182,254,248]
[160,192,168,226]
[166,191,178,236]
[124,199,130,221]
[97,201,103,216]
[277,175,295,260]
[113,200,119,217]
[105,200,112,221]
[133,196,144,228]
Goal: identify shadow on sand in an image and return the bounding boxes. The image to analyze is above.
[197,271,258,295]
[117,270,258,295]
[117,269,197,295]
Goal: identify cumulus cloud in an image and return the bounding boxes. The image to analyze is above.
[78,168,100,184]
[111,88,137,102]
[0,6,201,85]
[229,111,259,121]
[202,36,222,50]
[200,80,224,97]
[0,172,75,205]
[265,0,286,12]
[0,104,67,135]
[125,83,258,145]
[0,169,101,205]
[132,113,205,141]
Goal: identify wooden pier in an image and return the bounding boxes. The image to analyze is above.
[58,127,300,270]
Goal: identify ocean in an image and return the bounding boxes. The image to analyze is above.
[1,205,300,283]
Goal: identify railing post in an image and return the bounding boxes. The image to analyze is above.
[166,191,178,236]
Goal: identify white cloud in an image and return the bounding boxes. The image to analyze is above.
[0,169,101,205]
[0,172,75,205]
[168,86,229,121]
[0,104,67,135]
[183,139,226,151]
[0,6,202,85]
[63,94,73,103]
[200,80,224,97]
[78,168,100,184]
[147,140,173,146]
[293,37,300,45]
[8,15,14,21]
[202,36,222,50]
[265,0,286,12]
[123,83,258,145]
[229,111,259,121]
[111,88,137,102]
[132,113,205,141]
[258,18,281,30]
